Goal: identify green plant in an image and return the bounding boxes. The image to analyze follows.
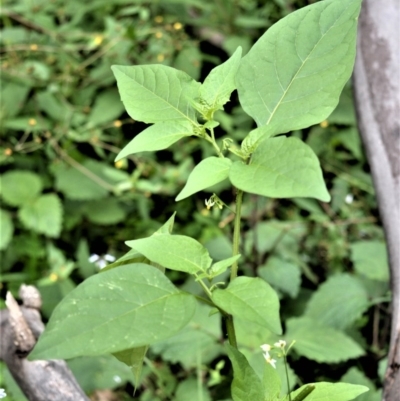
[25,0,374,399]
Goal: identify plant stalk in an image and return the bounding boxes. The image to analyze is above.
[225,315,237,348]
[230,189,243,281]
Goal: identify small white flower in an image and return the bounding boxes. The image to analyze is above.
[260,343,271,352]
[265,356,277,369]
[205,198,216,210]
[274,340,286,348]
[0,388,7,399]
[345,194,354,204]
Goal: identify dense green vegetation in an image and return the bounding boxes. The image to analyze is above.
[0,0,389,400]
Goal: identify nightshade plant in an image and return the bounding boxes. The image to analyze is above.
[30,0,369,400]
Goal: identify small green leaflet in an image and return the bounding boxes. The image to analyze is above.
[212,277,282,334]
[176,157,232,201]
[111,64,200,124]
[126,234,212,274]
[200,47,242,115]
[116,120,194,160]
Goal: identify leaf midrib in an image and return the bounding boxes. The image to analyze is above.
[266,5,352,126]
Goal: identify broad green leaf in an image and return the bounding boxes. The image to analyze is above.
[200,47,242,113]
[18,194,62,238]
[116,120,194,161]
[236,0,362,132]
[230,136,330,201]
[209,254,241,278]
[126,234,212,274]
[285,317,364,363]
[351,241,389,281]
[225,344,264,401]
[0,209,13,250]
[258,257,301,298]
[0,170,42,206]
[212,277,282,334]
[290,382,368,401]
[305,274,369,330]
[113,346,148,388]
[111,64,200,124]
[29,264,197,360]
[262,362,281,400]
[156,212,176,235]
[176,157,232,201]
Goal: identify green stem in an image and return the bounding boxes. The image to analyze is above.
[205,128,224,158]
[230,189,243,281]
[225,315,237,348]
[196,276,213,299]
[284,355,292,401]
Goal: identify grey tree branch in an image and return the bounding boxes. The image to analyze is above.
[353,1,400,400]
[0,285,89,401]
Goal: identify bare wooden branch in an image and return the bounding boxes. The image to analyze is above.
[0,286,89,401]
[353,1,400,400]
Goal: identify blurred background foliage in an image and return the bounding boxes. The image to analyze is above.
[0,0,390,400]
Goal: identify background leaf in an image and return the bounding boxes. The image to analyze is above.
[350,241,389,281]
[151,304,222,369]
[285,317,365,363]
[236,0,362,132]
[0,209,13,250]
[258,256,301,298]
[0,170,42,206]
[29,264,197,360]
[18,194,63,238]
[230,137,330,201]
[304,274,369,330]
[176,157,232,201]
[113,346,148,388]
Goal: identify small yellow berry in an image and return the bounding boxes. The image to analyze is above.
[173,22,183,30]
[115,160,124,169]
[155,31,163,39]
[320,120,329,128]
[93,35,104,46]
[49,273,58,282]
[154,15,163,23]
[4,148,13,156]
[113,120,122,128]
[157,54,165,62]
[30,43,38,51]
[28,118,37,126]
